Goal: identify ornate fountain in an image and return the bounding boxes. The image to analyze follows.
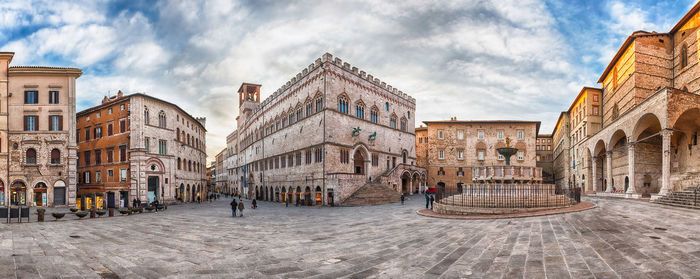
[496,137,518,166]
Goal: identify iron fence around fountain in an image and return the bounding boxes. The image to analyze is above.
[435,184,581,208]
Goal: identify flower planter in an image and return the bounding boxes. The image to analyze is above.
[96,210,107,217]
[119,209,130,215]
[75,211,88,219]
[51,212,65,221]
[69,208,78,213]
[145,207,154,212]
[37,208,46,222]
[156,205,165,210]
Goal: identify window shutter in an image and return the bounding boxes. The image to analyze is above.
[58,116,63,130]
[23,116,27,131]
[35,116,39,131]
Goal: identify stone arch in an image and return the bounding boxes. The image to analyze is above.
[400,171,411,194]
[608,129,628,151]
[351,143,371,178]
[145,157,165,173]
[632,113,663,141]
[671,107,700,181]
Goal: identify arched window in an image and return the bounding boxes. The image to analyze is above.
[306,102,313,116]
[144,107,149,125]
[370,106,379,123]
[400,117,407,131]
[315,96,323,112]
[158,111,166,128]
[390,115,397,129]
[681,44,688,68]
[402,150,407,164]
[355,101,365,119]
[385,102,389,111]
[296,107,302,121]
[181,131,185,142]
[187,134,191,146]
[177,158,181,170]
[51,149,61,164]
[338,95,349,114]
[176,128,180,142]
[189,161,192,171]
[26,148,37,164]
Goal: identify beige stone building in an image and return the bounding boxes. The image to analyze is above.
[552,112,571,190]
[536,134,554,184]
[76,92,207,208]
[223,53,425,206]
[418,118,542,192]
[0,52,81,207]
[553,3,700,201]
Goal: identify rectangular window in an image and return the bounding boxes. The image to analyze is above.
[119,119,126,133]
[107,148,114,163]
[478,131,484,139]
[120,168,127,182]
[517,131,523,139]
[108,108,113,114]
[316,97,323,112]
[498,131,503,139]
[94,126,102,138]
[95,149,102,164]
[498,153,504,160]
[438,130,444,139]
[439,150,444,159]
[49,91,59,104]
[84,151,91,165]
[536,146,540,151]
[593,106,599,116]
[145,138,150,153]
[24,115,38,131]
[48,115,60,131]
[593,95,599,102]
[24,91,38,104]
[517,151,524,160]
[288,154,294,167]
[107,123,113,136]
[370,110,378,123]
[316,148,323,163]
[281,155,287,168]
[119,145,127,162]
[458,150,463,160]
[95,171,102,183]
[159,140,167,155]
[457,130,464,140]
[547,145,551,151]
[305,150,312,164]
[478,151,484,160]
[108,169,113,178]
[296,152,302,166]
[372,153,378,166]
[84,172,91,184]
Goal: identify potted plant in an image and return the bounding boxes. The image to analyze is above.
[69,208,78,213]
[37,208,46,222]
[156,205,165,211]
[145,206,154,212]
[119,209,129,215]
[52,212,65,221]
[75,211,88,219]
[96,210,107,217]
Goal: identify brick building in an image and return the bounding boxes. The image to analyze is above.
[536,134,554,184]
[222,53,425,206]
[418,118,542,192]
[553,3,700,199]
[0,52,81,207]
[76,92,206,209]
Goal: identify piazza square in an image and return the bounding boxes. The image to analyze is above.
[1,0,700,278]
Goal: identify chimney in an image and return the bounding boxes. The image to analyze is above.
[117,90,123,98]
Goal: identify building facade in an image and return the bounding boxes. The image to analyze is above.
[1,52,81,207]
[223,53,425,206]
[536,134,554,184]
[76,92,206,209]
[554,3,700,199]
[419,118,541,192]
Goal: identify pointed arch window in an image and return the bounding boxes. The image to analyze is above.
[315,96,323,112]
[390,115,397,129]
[400,117,407,131]
[144,107,149,125]
[338,95,349,114]
[296,107,303,121]
[370,106,379,123]
[306,102,313,116]
[355,102,365,119]
[158,111,166,128]
[681,44,688,68]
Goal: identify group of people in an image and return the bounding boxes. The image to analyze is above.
[230,197,258,217]
[399,192,434,209]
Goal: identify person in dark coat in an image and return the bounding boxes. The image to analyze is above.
[238,200,245,217]
[429,195,435,209]
[252,199,257,209]
[425,193,430,209]
[230,198,237,217]
[153,198,159,212]
[400,193,405,205]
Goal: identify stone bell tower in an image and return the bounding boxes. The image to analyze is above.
[236,83,261,126]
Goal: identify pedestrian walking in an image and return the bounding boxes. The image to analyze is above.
[252,199,257,209]
[429,194,434,210]
[154,198,159,213]
[285,197,289,207]
[230,198,237,217]
[238,200,245,217]
[400,193,405,205]
[425,192,429,209]
[197,195,201,203]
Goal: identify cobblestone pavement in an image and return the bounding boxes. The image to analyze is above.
[0,196,699,279]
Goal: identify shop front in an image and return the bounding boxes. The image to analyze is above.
[77,191,106,210]
[11,181,26,205]
[33,182,48,206]
[0,180,4,205]
[315,186,322,206]
[53,180,66,206]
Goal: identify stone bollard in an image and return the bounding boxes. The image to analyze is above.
[108,208,114,217]
[37,208,45,222]
[90,208,96,218]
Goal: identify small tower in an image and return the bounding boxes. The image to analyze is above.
[237,83,262,125]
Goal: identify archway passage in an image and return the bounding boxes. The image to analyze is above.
[353,151,365,175]
[672,108,700,179]
[593,140,607,192]
[11,181,26,205]
[633,113,663,197]
[148,176,159,203]
[34,182,47,206]
[401,172,410,194]
[315,186,322,206]
[53,180,66,206]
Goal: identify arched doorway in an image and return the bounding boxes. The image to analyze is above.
[53,180,66,206]
[351,145,370,180]
[287,187,293,204]
[179,184,185,202]
[275,187,280,202]
[296,186,302,205]
[593,140,607,192]
[304,186,312,206]
[353,151,365,175]
[186,185,191,202]
[401,172,410,194]
[315,186,322,206]
[147,176,159,203]
[671,107,700,194]
[0,180,4,205]
[33,182,48,206]
[327,188,334,206]
[412,173,419,194]
[609,129,628,192]
[11,181,26,205]
[632,113,663,197]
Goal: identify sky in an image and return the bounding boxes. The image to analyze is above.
[1,0,696,164]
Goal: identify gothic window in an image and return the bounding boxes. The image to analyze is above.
[158,111,166,128]
[306,102,313,116]
[400,117,407,131]
[390,114,397,129]
[681,44,688,68]
[355,102,365,119]
[338,95,349,114]
[315,96,323,112]
[370,106,379,123]
[144,107,149,125]
[296,107,302,121]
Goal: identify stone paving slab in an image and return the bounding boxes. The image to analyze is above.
[0,197,698,278]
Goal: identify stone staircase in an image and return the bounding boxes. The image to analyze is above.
[653,185,700,209]
[341,182,401,206]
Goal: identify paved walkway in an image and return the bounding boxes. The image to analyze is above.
[0,196,698,278]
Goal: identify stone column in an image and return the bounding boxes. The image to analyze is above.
[591,156,598,192]
[626,143,637,195]
[606,151,613,193]
[659,130,672,195]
